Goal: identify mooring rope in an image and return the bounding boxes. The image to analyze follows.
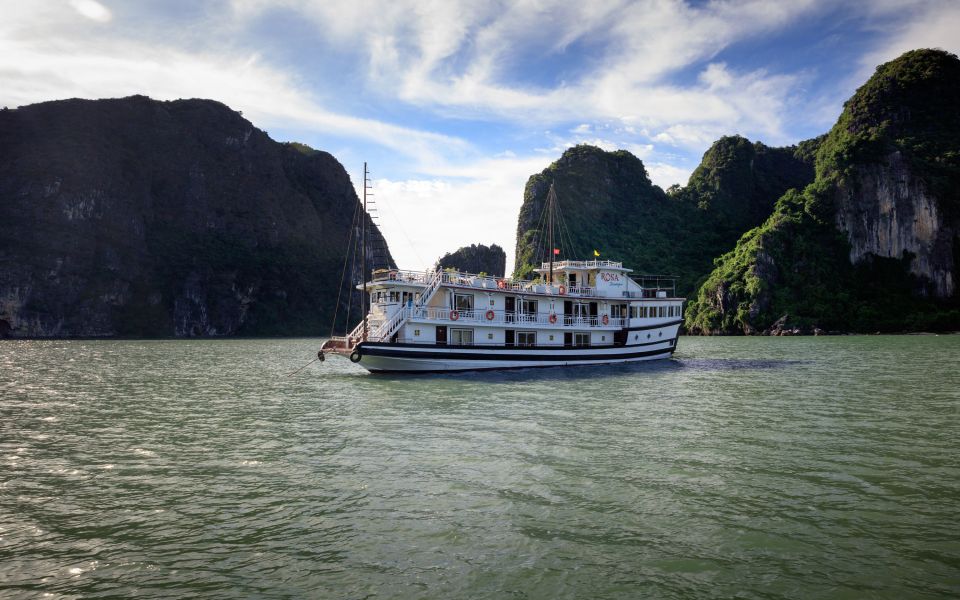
[285,357,320,377]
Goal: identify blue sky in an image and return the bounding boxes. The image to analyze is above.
[3,0,960,273]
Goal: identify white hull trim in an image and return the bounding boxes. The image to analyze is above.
[352,338,678,373]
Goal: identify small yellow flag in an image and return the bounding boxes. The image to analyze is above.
[593,249,600,257]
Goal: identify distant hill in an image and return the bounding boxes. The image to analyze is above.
[685,49,960,334]
[436,244,506,277]
[513,137,816,296]
[0,95,392,337]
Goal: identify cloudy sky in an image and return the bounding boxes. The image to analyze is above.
[3,0,959,272]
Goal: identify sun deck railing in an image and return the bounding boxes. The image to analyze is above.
[538,259,623,270]
[408,307,628,329]
[367,268,680,298]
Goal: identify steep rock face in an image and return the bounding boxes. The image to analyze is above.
[0,96,391,337]
[436,244,506,277]
[835,152,954,297]
[685,49,960,334]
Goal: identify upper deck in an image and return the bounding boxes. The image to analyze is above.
[368,266,680,300]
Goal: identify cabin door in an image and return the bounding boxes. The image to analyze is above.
[504,296,516,322]
[505,329,515,347]
[436,326,447,345]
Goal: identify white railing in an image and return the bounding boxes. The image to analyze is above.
[539,259,623,270]
[434,271,597,297]
[366,266,680,300]
[371,269,431,284]
[410,307,628,329]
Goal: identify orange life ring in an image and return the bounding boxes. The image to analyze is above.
[559,285,566,295]
[485,310,495,321]
[548,313,557,324]
[450,310,460,321]
[602,314,609,325]
[497,279,506,289]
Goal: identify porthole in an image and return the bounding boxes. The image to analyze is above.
[659,332,662,337]
[647,333,651,339]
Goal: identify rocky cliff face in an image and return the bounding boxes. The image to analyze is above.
[436,244,507,277]
[685,49,960,334]
[834,151,954,297]
[0,96,391,337]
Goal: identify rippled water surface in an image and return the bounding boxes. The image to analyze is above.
[1,336,958,599]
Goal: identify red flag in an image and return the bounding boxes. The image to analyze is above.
[553,248,560,255]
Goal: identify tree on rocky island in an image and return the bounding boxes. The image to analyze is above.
[435,244,507,277]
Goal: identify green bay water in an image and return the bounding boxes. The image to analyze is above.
[1,336,958,599]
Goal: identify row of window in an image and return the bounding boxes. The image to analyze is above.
[372,290,418,305]
[629,305,681,318]
[440,328,592,347]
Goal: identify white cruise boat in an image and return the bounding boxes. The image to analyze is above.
[320,261,684,373]
[319,170,684,373]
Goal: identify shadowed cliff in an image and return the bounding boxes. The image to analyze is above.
[0,95,392,337]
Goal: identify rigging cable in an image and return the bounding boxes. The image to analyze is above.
[328,198,361,339]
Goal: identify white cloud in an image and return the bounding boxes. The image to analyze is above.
[371,155,553,275]
[69,0,112,23]
[647,163,694,190]
[226,0,820,143]
[0,8,468,170]
[858,0,960,77]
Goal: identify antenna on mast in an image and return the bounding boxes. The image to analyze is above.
[362,162,370,341]
[547,182,557,285]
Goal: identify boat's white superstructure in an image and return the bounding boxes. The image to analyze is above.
[321,260,684,373]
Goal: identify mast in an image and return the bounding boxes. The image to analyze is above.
[547,183,556,285]
[362,162,368,341]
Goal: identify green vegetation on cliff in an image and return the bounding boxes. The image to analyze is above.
[436,244,507,277]
[514,138,816,295]
[686,49,960,334]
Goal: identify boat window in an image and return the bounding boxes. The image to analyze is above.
[574,332,590,347]
[454,293,474,311]
[450,328,474,345]
[517,331,536,347]
[629,305,638,319]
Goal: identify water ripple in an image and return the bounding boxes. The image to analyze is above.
[1,336,958,598]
